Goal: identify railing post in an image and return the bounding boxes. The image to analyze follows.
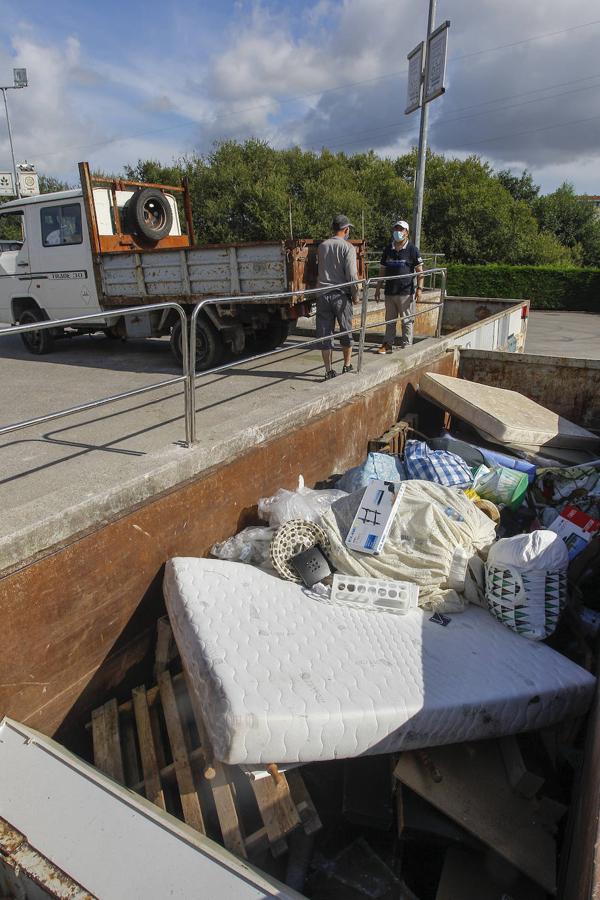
[357,278,371,373]
[189,306,198,445]
[179,308,192,447]
[437,268,446,338]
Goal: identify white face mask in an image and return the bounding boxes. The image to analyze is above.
[393,230,407,243]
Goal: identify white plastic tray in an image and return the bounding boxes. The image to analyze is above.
[331,574,419,615]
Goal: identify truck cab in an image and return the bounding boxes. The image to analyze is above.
[0,185,183,353]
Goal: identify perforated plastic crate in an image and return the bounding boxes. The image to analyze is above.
[331,574,419,615]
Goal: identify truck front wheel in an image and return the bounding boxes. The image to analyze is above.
[170,317,224,371]
[19,308,54,355]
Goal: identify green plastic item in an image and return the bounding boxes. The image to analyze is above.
[472,465,529,510]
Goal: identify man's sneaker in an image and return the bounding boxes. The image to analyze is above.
[323,369,337,381]
[342,364,353,374]
[377,343,392,354]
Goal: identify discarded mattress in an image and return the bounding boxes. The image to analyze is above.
[163,558,595,766]
[420,373,600,453]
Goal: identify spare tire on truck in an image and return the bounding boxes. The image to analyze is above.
[124,188,173,242]
[170,316,224,371]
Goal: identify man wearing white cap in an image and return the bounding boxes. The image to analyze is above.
[375,219,423,353]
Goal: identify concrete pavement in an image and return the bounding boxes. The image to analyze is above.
[525,310,600,357]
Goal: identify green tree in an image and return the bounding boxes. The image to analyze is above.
[422,154,555,265]
[496,169,539,204]
[535,182,600,266]
[122,141,582,268]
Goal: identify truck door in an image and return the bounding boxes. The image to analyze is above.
[30,199,101,319]
[0,210,30,324]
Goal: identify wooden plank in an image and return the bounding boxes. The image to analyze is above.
[183,670,216,779]
[210,764,247,858]
[154,617,174,680]
[285,770,322,835]
[120,710,141,789]
[180,671,245,856]
[394,742,556,895]
[132,686,165,810]
[251,772,301,849]
[159,671,205,834]
[148,694,167,772]
[91,699,124,784]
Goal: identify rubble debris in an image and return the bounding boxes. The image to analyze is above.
[394,741,557,894]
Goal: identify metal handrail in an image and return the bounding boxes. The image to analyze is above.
[0,302,192,445]
[189,267,447,444]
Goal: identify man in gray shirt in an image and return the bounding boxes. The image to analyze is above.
[316,214,359,380]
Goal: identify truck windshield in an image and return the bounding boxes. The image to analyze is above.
[41,203,83,247]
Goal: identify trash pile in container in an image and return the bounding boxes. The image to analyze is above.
[167,374,600,898]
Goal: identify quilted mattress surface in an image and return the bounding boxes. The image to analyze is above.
[164,558,596,765]
[420,373,600,451]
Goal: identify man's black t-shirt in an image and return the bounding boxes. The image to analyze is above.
[379,241,423,295]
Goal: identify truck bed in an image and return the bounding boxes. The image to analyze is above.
[99,242,289,306]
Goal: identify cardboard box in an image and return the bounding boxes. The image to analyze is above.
[548,505,600,560]
[345,480,405,555]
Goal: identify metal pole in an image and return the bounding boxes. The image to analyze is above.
[357,278,371,373]
[411,0,437,247]
[1,88,19,198]
[436,268,446,338]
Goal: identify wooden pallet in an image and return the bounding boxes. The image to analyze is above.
[367,416,418,456]
[90,670,321,860]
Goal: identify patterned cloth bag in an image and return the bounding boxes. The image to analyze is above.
[485,530,568,640]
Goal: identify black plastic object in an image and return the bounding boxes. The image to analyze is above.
[291,545,332,588]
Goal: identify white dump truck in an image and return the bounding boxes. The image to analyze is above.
[0,162,366,368]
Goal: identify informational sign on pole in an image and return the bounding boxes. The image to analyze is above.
[0,172,16,196]
[18,171,39,196]
[405,42,424,115]
[424,20,450,104]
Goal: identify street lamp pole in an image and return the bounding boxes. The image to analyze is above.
[1,88,19,198]
[411,0,437,248]
[1,69,28,199]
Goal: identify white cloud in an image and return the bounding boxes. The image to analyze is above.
[0,1,599,192]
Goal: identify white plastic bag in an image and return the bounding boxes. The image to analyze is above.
[485,530,568,640]
[258,475,347,528]
[211,526,275,567]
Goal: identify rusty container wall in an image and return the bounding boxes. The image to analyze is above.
[0,353,453,743]
[414,291,442,337]
[442,297,526,333]
[458,349,600,432]
[286,239,367,293]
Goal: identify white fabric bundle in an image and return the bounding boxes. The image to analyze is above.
[321,480,497,613]
[485,530,569,640]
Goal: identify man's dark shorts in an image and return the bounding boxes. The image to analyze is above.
[315,290,354,350]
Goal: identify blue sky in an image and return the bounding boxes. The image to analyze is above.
[0,0,599,193]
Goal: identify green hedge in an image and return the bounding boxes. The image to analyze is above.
[446,264,600,311]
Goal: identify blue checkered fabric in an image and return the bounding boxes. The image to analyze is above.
[404,440,473,488]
